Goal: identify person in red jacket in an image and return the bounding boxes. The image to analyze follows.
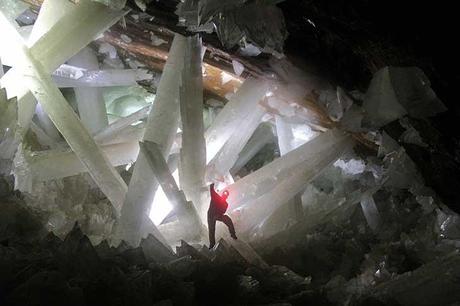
[208,183,237,248]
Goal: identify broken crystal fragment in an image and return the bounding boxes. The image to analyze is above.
[364,67,446,128]
[232,60,244,76]
[275,115,318,156]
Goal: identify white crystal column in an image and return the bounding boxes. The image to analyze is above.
[94,105,149,143]
[231,134,353,234]
[206,104,265,182]
[116,34,186,246]
[0,0,125,133]
[14,141,139,192]
[178,35,207,217]
[0,13,127,213]
[205,78,270,162]
[69,47,108,134]
[226,129,351,209]
[360,192,381,231]
[53,68,151,88]
[275,115,296,156]
[231,123,274,175]
[141,141,202,235]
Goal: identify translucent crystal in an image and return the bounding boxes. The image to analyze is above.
[205,78,269,162]
[206,102,265,183]
[364,67,447,128]
[141,141,202,237]
[231,123,274,175]
[226,129,351,209]
[13,141,139,191]
[1,0,126,136]
[178,35,207,218]
[231,131,353,234]
[360,191,380,231]
[0,14,127,213]
[53,67,152,88]
[94,105,150,143]
[116,34,186,247]
[68,47,109,134]
[275,115,319,155]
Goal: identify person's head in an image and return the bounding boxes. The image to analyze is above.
[222,190,229,200]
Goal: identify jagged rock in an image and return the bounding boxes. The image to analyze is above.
[212,239,247,266]
[6,271,85,306]
[176,240,208,261]
[140,234,176,263]
[120,247,147,266]
[40,232,62,252]
[115,240,131,253]
[95,239,114,258]
[165,255,198,279]
[57,222,101,278]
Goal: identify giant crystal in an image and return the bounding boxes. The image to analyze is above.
[178,35,207,218]
[68,47,109,134]
[226,129,352,209]
[230,130,354,235]
[206,100,266,183]
[231,123,274,175]
[204,78,270,163]
[115,34,186,247]
[0,11,128,214]
[141,141,203,239]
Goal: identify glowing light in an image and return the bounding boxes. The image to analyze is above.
[148,169,179,225]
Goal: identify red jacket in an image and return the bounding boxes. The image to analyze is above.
[209,184,228,215]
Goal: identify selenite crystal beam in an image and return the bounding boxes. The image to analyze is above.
[141,141,202,233]
[179,35,206,215]
[0,0,126,133]
[69,47,108,133]
[360,191,381,231]
[52,68,151,88]
[14,141,139,192]
[94,105,150,143]
[231,134,354,233]
[275,115,296,156]
[204,78,269,162]
[206,103,265,182]
[0,13,127,213]
[231,123,274,175]
[116,34,186,246]
[226,129,351,209]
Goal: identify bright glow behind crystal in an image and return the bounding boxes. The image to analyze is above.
[149,169,179,225]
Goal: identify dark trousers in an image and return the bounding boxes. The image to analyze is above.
[207,209,236,248]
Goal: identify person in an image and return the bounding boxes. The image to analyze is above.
[208,183,237,248]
